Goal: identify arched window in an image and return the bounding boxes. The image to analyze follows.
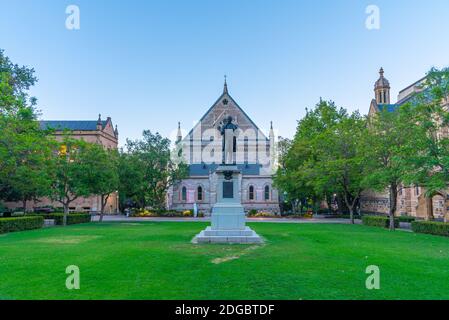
[264,185,270,201]
[181,186,187,201]
[249,185,254,200]
[197,186,203,201]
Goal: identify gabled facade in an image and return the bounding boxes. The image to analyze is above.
[167,81,280,214]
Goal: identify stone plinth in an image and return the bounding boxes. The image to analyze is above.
[192,165,263,244]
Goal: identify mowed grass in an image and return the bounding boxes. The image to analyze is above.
[0,221,449,300]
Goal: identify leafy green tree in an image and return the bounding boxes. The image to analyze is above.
[118,152,146,209]
[402,67,449,221]
[363,105,419,230]
[311,111,368,223]
[4,120,54,211]
[0,49,52,208]
[0,49,37,116]
[120,130,188,210]
[275,99,372,223]
[47,136,92,225]
[78,143,120,222]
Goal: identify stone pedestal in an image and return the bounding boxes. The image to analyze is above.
[192,165,263,244]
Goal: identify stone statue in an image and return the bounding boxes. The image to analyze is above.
[219,116,238,164]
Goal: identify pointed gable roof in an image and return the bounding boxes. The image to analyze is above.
[185,87,268,141]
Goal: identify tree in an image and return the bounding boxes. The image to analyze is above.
[79,143,119,222]
[4,121,54,211]
[120,130,188,210]
[0,49,54,210]
[402,67,449,221]
[47,136,92,225]
[311,111,369,223]
[363,105,419,230]
[275,100,361,216]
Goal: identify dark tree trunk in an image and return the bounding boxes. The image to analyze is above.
[99,194,110,223]
[389,183,397,230]
[22,199,27,213]
[348,206,354,224]
[63,202,69,226]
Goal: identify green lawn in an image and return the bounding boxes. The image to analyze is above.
[0,221,448,300]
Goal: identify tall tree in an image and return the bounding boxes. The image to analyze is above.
[0,49,52,207]
[120,130,188,210]
[47,136,92,225]
[275,100,363,215]
[311,111,368,223]
[403,67,449,221]
[363,105,419,230]
[79,143,120,222]
[4,120,54,211]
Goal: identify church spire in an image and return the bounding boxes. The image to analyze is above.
[223,75,228,94]
[176,121,182,143]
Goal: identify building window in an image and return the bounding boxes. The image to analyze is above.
[210,136,214,142]
[264,185,270,201]
[181,186,187,201]
[197,186,203,201]
[249,185,254,200]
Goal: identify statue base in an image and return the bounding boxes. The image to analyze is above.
[192,165,263,244]
[192,226,263,244]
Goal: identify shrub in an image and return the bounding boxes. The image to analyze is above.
[253,212,276,218]
[411,221,449,237]
[248,209,258,216]
[0,216,44,234]
[46,213,91,225]
[398,216,415,223]
[11,212,25,217]
[362,215,399,228]
[182,210,192,217]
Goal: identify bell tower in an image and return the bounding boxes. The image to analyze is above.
[374,67,390,104]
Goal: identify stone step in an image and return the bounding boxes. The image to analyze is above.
[202,226,254,237]
[194,235,263,244]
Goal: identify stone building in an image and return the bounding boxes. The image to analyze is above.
[167,80,280,214]
[5,115,119,213]
[361,69,448,219]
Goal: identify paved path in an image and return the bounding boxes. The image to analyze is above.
[92,215,357,224]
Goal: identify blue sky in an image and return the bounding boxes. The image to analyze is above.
[1,0,449,145]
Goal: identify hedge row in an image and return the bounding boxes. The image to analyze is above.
[0,216,44,234]
[398,216,415,223]
[411,221,449,237]
[362,215,399,228]
[46,213,91,225]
